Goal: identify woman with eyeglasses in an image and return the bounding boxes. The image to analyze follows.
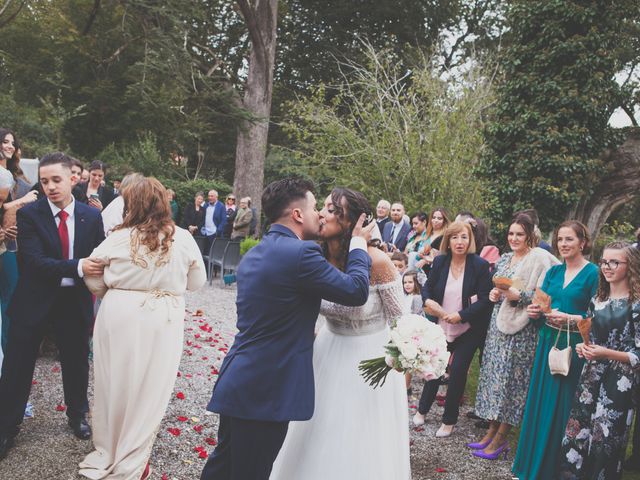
[558,241,640,479]
[513,221,598,480]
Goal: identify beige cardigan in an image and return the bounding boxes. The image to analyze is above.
[496,247,560,335]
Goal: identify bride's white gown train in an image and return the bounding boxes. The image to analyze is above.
[271,279,411,480]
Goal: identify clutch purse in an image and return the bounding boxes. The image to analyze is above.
[548,325,571,376]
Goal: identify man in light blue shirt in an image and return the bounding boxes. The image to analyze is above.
[201,189,226,253]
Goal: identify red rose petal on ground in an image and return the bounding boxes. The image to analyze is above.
[205,437,217,446]
[199,450,208,459]
[413,426,424,432]
[32,380,38,385]
[52,366,61,373]
[161,474,169,480]
[176,392,185,400]
[202,356,208,360]
[193,425,203,433]
[177,416,189,422]
[194,334,201,339]
[435,467,447,473]
[176,372,182,377]
[55,404,66,412]
[167,427,181,436]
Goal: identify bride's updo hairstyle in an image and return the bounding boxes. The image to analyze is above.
[322,187,373,271]
[117,177,175,260]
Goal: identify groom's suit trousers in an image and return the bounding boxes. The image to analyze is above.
[200,415,289,480]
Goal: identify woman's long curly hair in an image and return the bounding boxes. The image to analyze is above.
[321,187,372,272]
[116,177,175,263]
[425,207,450,238]
[596,241,640,303]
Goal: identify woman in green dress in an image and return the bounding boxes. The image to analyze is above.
[558,241,640,479]
[512,221,598,479]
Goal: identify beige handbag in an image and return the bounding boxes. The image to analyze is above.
[548,325,571,376]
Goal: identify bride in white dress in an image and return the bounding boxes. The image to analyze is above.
[271,188,411,480]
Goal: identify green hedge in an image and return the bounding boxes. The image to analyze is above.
[240,237,260,256]
[159,178,233,207]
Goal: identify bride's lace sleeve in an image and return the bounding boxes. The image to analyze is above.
[376,279,407,325]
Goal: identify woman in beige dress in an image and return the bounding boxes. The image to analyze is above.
[79,177,206,480]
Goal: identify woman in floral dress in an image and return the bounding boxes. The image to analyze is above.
[558,241,640,480]
[471,214,559,459]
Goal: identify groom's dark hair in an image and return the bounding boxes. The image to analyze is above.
[262,177,315,223]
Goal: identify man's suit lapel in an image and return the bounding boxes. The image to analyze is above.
[37,199,63,257]
[74,203,87,259]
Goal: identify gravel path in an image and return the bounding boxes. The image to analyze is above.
[0,283,514,479]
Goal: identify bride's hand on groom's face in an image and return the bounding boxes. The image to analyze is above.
[351,213,376,242]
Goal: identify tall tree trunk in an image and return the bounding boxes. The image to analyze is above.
[233,0,278,235]
[570,127,640,240]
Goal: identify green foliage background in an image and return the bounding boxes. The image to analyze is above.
[478,0,639,235]
[278,47,495,214]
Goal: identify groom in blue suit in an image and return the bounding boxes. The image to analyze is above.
[201,178,373,480]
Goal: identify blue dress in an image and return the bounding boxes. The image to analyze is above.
[513,262,598,480]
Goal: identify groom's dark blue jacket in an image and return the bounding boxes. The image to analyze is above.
[208,224,371,421]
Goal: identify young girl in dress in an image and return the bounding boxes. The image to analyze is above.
[402,270,423,315]
[558,241,640,479]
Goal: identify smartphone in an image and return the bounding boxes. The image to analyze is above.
[89,193,100,200]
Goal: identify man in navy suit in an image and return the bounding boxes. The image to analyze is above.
[201,178,373,480]
[200,189,227,253]
[382,202,411,252]
[0,153,105,460]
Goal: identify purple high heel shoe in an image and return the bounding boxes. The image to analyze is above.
[466,438,491,450]
[471,442,510,460]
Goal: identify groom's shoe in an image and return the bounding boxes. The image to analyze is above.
[68,414,92,440]
[0,434,15,460]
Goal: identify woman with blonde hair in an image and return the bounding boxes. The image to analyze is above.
[413,221,493,437]
[79,177,206,480]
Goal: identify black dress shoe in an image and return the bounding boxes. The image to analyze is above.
[68,414,92,440]
[0,434,15,460]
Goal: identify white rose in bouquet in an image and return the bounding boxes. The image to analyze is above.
[359,314,450,388]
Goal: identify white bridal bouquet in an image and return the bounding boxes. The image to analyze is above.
[358,314,450,389]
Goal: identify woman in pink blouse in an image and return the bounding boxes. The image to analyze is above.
[412,221,493,437]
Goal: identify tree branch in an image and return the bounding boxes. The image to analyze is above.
[235,0,266,66]
[81,0,102,36]
[621,104,639,127]
[0,0,25,29]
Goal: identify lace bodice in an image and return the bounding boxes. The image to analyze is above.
[320,278,406,335]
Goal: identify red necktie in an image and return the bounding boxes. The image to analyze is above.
[58,210,69,260]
